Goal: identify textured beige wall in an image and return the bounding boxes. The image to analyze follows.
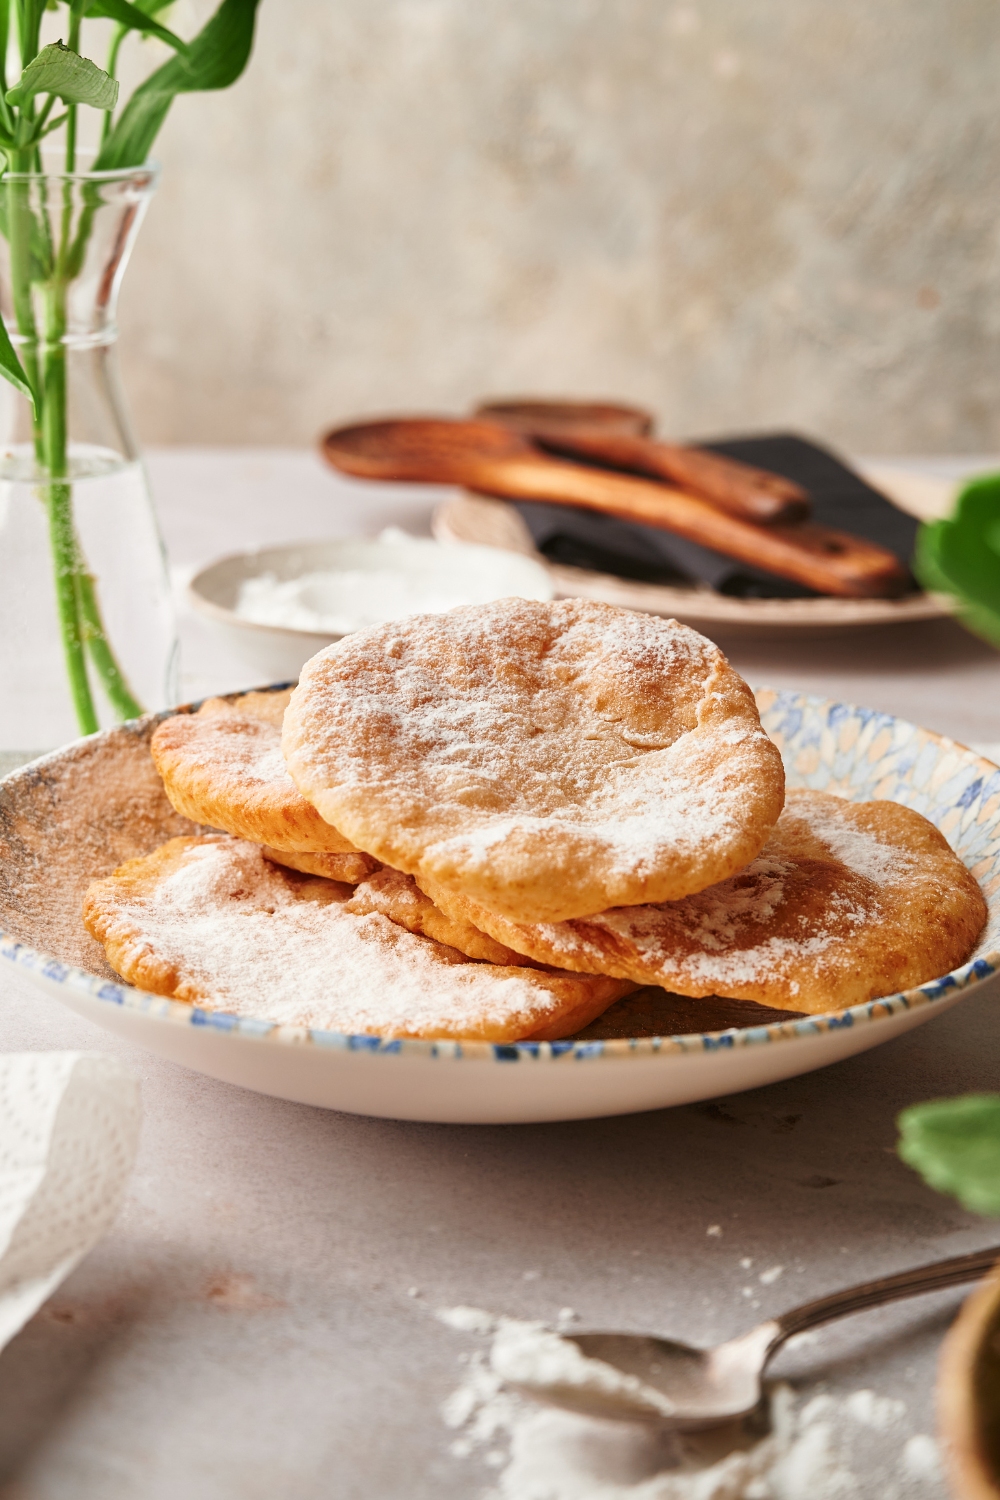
[114,0,1000,453]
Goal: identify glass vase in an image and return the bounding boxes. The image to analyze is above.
[0,160,177,752]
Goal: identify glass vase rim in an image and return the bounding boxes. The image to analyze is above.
[0,157,160,185]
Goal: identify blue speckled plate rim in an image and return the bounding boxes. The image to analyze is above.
[2,685,999,1066]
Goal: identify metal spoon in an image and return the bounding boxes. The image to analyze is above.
[500,1243,1000,1429]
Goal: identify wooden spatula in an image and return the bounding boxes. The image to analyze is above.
[477,399,808,524]
[320,417,910,599]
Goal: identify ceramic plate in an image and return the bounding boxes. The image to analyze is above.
[432,490,953,632]
[1,688,998,1124]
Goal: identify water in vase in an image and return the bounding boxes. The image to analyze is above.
[0,444,177,751]
[0,163,177,755]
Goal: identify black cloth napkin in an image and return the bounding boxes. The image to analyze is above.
[511,432,920,599]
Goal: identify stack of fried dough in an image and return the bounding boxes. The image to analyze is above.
[83,599,987,1043]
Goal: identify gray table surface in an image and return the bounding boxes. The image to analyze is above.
[3,449,1000,1499]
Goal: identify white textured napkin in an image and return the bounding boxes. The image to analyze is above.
[0,1052,141,1354]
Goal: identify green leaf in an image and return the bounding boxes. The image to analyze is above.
[95,0,261,170]
[915,473,1000,648]
[0,163,37,412]
[898,1094,1000,1216]
[6,40,119,111]
[36,108,69,138]
[0,316,36,410]
[120,0,178,16]
[86,0,188,55]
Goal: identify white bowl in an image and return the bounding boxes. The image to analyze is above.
[188,536,554,683]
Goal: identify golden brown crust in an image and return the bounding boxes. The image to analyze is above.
[151,691,360,855]
[417,791,988,1014]
[262,846,381,884]
[345,866,536,965]
[283,599,785,922]
[82,835,634,1042]
[202,689,289,727]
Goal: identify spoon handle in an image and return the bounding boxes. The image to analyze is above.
[769,1244,1000,1351]
[521,427,810,525]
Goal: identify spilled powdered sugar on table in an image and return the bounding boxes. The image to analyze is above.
[436,1307,946,1499]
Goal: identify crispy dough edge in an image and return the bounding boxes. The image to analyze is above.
[520,975,637,1041]
[82,836,213,1003]
[262,846,381,883]
[150,714,362,856]
[418,794,990,1014]
[346,868,537,966]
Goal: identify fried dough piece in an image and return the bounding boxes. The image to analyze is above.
[345,867,536,966]
[82,836,633,1042]
[417,791,988,1014]
[151,691,379,880]
[261,847,378,883]
[283,599,785,923]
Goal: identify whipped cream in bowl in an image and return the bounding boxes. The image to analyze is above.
[188,532,554,682]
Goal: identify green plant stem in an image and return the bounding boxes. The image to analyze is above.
[39,278,98,733]
[16,0,41,72]
[47,479,98,732]
[101,24,127,145]
[64,11,81,171]
[0,0,9,105]
[76,562,143,718]
[31,92,55,138]
[6,150,96,731]
[40,276,143,726]
[6,148,144,731]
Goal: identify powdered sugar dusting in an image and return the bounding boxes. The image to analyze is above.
[490,1320,681,1419]
[87,837,612,1041]
[293,603,719,814]
[601,855,800,954]
[250,741,296,787]
[437,1308,944,1499]
[427,724,777,882]
[507,835,878,999]
[183,693,296,786]
[802,798,916,886]
[466,790,984,1012]
[284,600,785,919]
[181,706,297,791]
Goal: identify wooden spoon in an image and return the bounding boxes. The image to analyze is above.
[477,399,808,525]
[321,418,910,599]
[478,398,654,439]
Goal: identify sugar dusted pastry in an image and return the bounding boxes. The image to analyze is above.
[416,791,987,1015]
[150,690,379,884]
[82,836,634,1042]
[345,866,535,966]
[282,599,785,923]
